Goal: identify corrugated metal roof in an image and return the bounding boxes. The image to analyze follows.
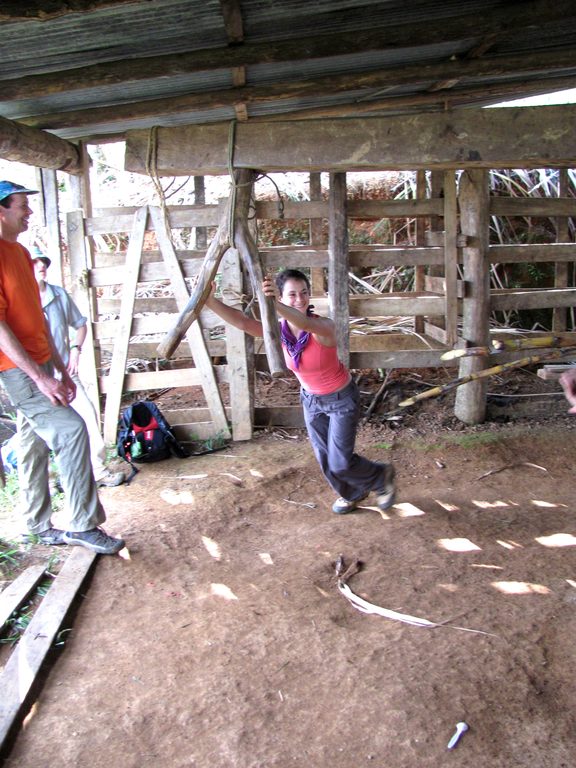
[1,0,575,143]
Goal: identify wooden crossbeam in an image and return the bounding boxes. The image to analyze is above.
[125,106,576,176]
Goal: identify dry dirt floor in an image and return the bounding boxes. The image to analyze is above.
[1,369,576,768]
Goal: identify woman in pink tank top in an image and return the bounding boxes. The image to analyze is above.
[206,269,396,514]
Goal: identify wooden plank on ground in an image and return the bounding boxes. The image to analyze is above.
[149,206,230,439]
[102,206,148,445]
[0,548,97,752]
[0,565,46,631]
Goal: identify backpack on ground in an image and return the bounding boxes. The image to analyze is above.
[116,401,189,477]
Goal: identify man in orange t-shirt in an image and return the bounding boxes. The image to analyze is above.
[0,180,124,555]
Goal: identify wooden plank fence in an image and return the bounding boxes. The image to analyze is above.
[66,169,575,439]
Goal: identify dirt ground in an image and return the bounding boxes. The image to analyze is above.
[2,368,576,768]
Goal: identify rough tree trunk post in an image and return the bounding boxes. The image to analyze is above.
[328,172,350,367]
[232,168,287,377]
[157,169,286,376]
[454,169,490,424]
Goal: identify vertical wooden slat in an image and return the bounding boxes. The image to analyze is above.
[309,172,324,296]
[67,209,101,423]
[454,169,490,424]
[102,206,148,444]
[414,169,426,334]
[443,170,459,347]
[194,176,207,249]
[427,170,446,331]
[553,169,569,331]
[39,168,64,288]
[149,205,230,439]
[328,172,350,367]
[220,248,253,440]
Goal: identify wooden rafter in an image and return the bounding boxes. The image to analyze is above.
[2,0,573,103]
[0,0,141,22]
[20,49,576,132]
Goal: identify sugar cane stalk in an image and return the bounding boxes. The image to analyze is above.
[441,334,576,361]
[399,347,576,408]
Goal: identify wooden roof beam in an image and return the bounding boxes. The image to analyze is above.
[0,0,142,22]
[19,50,576,133]
[2,0,574,101]
[0,115,82,174]
[124,105,576,176]
[254,74,576,123]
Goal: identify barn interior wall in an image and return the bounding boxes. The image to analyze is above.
[66,167,576,444]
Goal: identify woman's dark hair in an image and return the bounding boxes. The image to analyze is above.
[275,269,310,295]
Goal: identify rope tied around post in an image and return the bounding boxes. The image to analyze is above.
[145,125,176,251]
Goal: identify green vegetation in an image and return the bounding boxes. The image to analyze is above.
[409,431,502,452]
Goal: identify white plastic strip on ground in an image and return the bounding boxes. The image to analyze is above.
[337,581,496,636]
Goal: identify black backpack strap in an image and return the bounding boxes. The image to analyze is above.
[122,461,140,484]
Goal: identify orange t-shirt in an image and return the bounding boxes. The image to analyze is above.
[0,240,51,371]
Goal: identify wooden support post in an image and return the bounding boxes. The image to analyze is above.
[102,206,148,444]
[309,172,325,296]
[328,172,350,366]
[232,169,287,377]
[220,249,253,440]
[454,169,490,424]
[553,169,569,332]
[443,170,459,347]
[414,169,426,334]
[149,206,230,439]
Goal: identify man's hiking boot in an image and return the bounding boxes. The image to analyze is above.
[63,527,125,555]
[21,527,66,546]
[96,469,125,488]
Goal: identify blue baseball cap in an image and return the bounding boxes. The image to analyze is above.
[0,180,39,203]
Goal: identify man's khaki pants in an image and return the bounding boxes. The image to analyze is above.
[0,365,106,534]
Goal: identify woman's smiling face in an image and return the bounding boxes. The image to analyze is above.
[280,278,310,313]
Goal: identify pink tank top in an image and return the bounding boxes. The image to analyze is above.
[282,334,350,394]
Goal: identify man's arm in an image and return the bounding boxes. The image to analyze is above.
[68,324,87,375]
[0,320,74,406]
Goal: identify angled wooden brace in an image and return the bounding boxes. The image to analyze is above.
[156,168,287,376]
[149,205,230,439]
